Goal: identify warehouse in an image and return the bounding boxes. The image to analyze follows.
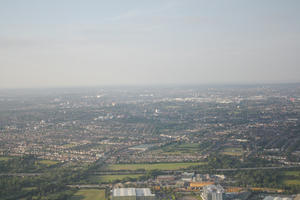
[112,188,155,200]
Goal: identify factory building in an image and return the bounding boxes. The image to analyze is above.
[202,185,224,200]
[112,188,155,200]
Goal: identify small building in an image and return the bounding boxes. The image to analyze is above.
[156,175,175,182]
[112,188,155,200]
[182,172,194,182]
[202,184,224,200]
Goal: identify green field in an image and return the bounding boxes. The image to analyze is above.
[0,156,12,161]
[281,170,300,186]
[180,196,203,200]
[63,143,79,148]
[283,171,300,177]
[106,162,205,171]
[22,187,37,191]
[283,179,300,185]
[72,189,106,200]
[88,174,143,183]
[38,160,59,166]
[161,143,202,154]
[100,174,142,182]
[149,143,206,156]
[221,148,243,156]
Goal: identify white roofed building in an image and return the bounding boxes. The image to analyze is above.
[112,188,155,200]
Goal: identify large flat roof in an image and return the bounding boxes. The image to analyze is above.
[113,188,155,197]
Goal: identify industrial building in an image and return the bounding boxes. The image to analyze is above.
[112,188,155,200]
[189,182,214,189]
[202,185,224,200]
[263,196,292,200]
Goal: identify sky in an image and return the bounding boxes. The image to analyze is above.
[0,0,300,88]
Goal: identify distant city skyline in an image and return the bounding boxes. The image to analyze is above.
[1,0,300,88]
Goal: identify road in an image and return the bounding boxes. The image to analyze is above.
[213,165,300,172]
[0,173,42,176]
[89,165,300,175]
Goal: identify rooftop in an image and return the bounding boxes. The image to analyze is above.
[204,185,224,193]
[112,188,155,197]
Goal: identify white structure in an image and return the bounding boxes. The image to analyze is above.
[263,196,292,200]
[181,172,194,182]
[202,185,224,200]
[112,188,155,200]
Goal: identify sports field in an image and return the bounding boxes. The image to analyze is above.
[72,189,106,200]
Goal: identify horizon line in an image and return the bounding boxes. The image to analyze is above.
[1,82,300,91]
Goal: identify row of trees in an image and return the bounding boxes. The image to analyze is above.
[0,156,92,200]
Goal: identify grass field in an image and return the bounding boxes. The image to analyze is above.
[22,187,37,191]
[283,171,300,177]
[148,143,206,156]
[221,148,243,156]
[283,179,300,185]
[161,143,201,154]
[0,156,12,161]
[63,143,79,148]
[106,162,205,171]
[72,189,106,200]
[180,196,203,200]
[280,170,300,186]
[100,174,143,182]
[38,160,59,166]
[88,174,143,183]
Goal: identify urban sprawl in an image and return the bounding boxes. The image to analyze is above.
[1,84,300,200]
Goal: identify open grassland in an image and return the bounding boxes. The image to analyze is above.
[106,162,206,171]
[38,160,59,166]
[72,189,106,200]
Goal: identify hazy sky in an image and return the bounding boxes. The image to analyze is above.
[1,0,300,88]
